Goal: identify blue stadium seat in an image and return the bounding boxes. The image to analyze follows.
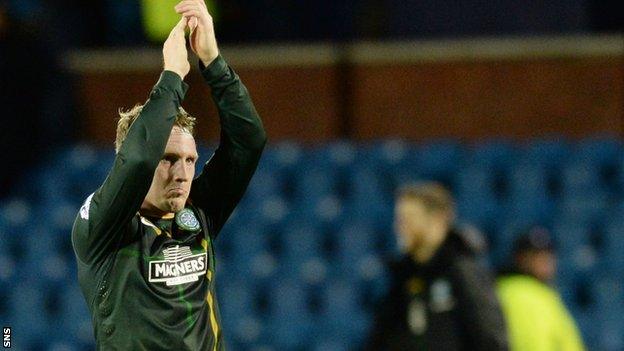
[48,201,81,236]
[456,192,500,232]
[21,250,72,290]
[257,195,291,228]
[267,280,314,349]
[507,163,549,199]
[33,171,73,208]
[61,145,114,204]
[503,163,555,224]
[345,166,391,222]
[217,280,264,345]
[590,276,623,310]
[333,221,378,267]
[415,140,462,182]
[0,222,10,255]
[318,280,371,346]
[56,283,93,345]
[260,141,304,179]
[276,219,329,284]
[465,140,518,173]
[556,193,609,225]
[600,219,624,274]
[518,137,570,169]
[1,198,33,231]
[228,223,275,281]
[613,153,624,195]
[574,136,621,168]
[504,163,554,224]
[0,208,36,261]
[7,282,50,344]
[23,226,66,259]
[242,168,285,205]
[559,161,604,197]
[44,340,83,351]
[569,308,597,349]
[218,280,257,317]
[588,277,624,351]
[366,139,417,174]
[308,195,345,231]
[307,141,358,174]
[313,339,349,351]
[0,255,13,324]
[490,219,538,267]
[392,170,425,193]
[453,164,496,199]
[229,315,266,348]
[552,220,597,279]
[291,164,339,206]
[596,313,624,351]
[279,222,324,264]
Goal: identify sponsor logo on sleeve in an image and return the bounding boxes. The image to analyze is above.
[148,245,207,286]
[80,193,94,220]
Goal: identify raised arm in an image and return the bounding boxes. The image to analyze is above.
[72,18,191,264]
[178,0,267,236]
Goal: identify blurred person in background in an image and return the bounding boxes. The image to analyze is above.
[367,182,508,350]
[496,227,585,351]
[141,0,216,43]
[71,1,266,349]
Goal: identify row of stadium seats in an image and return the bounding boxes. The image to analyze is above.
[2,197,623,289]
[15,137,624,198]
[1,137,624,350]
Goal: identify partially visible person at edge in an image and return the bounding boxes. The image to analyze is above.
[496,227,586,351]
[71,1,266,349]
[367,182,509,351]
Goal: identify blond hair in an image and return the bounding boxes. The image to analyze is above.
[115,104,197,153]
[397,182,455,217]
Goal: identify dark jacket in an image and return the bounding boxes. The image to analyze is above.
[367,227,509,351]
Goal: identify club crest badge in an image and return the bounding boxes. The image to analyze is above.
[175,208,200,232]
[430,278,456,313]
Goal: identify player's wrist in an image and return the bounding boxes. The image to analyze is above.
[163,65,188,80]
[199,50,219,67]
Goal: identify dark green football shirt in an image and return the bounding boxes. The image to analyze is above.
[71,56,266,350]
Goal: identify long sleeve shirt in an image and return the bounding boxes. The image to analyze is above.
[71,55,266,351]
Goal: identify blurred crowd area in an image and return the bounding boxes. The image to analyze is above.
[1,138,624,350]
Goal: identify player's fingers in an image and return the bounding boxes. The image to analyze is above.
[189,16,198,32]
[176,16,189,33]
[177,0,205,8]
[167,17,188,39]
[176,15,189,30]
[194,0,208,10]
[175,1,202,13]
[175,4,203,16]
[179,9,204,22]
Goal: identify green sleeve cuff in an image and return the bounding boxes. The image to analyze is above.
[199,55,232,85]
[157,70,189,101]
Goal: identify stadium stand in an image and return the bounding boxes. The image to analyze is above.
[1,136,623,350]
